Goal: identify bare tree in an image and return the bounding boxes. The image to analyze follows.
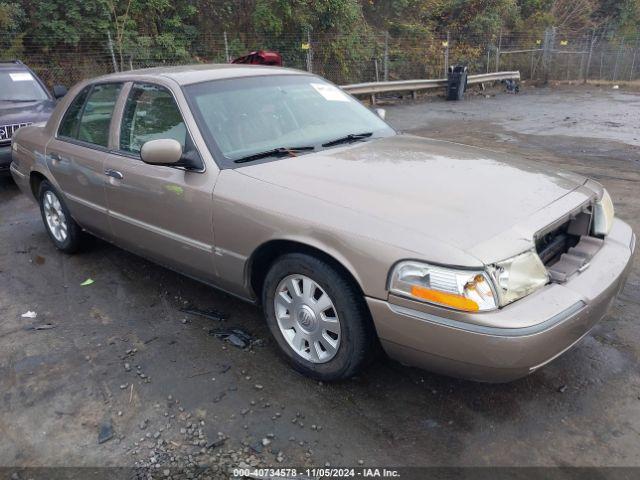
[551,0,596,32]
[106,0,134,71]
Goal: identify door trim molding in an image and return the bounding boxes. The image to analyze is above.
[66,192,213,253]
[66,192,108,214]
[109,208,213,253]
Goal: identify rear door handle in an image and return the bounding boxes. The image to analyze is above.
[104,169,123,180]
[49,152,66,164]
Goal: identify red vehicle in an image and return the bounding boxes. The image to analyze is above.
[231,50,283,66]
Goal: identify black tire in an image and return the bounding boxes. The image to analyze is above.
[262,253,377,381]
[38,180,83,253]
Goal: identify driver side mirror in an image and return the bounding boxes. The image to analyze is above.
[52,85,67,99]
[141,139,183,165]
[140,139,202,170]
[375,108,386,120]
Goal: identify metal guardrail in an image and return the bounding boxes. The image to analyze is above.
[342,78,444,95]
[465,71,521,84]
[341,71,521,102]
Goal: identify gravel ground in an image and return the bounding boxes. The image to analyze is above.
[1,84,639,477]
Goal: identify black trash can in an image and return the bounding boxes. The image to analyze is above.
[447,65,468,101]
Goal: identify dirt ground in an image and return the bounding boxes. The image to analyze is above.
[1,84,639,473]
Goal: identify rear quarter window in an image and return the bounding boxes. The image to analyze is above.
[58,86,91,138]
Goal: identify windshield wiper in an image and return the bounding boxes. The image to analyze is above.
[233,146,315,164]
[0,99,40,103]
[322,132,373,148]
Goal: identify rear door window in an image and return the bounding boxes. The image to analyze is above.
[76,83,122,147]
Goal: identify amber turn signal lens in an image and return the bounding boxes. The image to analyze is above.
[410,285,480,312]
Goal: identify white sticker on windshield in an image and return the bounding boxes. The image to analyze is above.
[311,83,350,102]
[9,72,34,82]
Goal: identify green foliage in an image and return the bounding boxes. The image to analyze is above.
[7,0,638,52]
[2,0,638,85]
[0,1,23,31]
[19,0,112,47]
[118,0,199,66]
[249,0,376,81]
[0,1,24,56]
[594,0,640,37]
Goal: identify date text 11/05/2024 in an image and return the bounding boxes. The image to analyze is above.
[232,467,401,477]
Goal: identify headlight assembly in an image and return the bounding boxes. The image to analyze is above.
[592,188,614,236]
[390,250,550,312]
[389,261,498,312]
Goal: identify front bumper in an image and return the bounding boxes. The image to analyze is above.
[368,219,635,382]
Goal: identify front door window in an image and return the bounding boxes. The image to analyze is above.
[120,83,188,155]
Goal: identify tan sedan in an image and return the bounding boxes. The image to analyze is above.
[10,65,635,382]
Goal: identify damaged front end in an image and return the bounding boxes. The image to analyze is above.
[535,188,614,283]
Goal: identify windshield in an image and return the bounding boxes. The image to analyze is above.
[0,71,49,102]
[184,74,394,166]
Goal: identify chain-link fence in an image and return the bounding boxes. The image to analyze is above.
[2,28,639,89]
[491,29,640,83]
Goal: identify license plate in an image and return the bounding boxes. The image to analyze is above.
[0,122,32,143]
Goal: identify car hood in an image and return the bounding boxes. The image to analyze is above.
[0,99,56,125]
[237,135,595,263]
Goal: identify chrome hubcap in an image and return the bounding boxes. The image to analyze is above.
[274,274,341,363]
[43,191,68,243]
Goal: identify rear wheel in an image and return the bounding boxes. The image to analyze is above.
[262,253,376,381]
[38,180,83,253]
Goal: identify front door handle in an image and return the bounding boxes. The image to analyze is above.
[104,168,123,180]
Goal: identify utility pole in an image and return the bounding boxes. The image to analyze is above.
[107,31,118,73]
[613,40,625,81]
[542,26,556,83]
[630,40,639,81]
[306,30,313,73]
[578,35,587,81]
[223,31,230,63]
[383,31,389,81]
[444,31,450,76]
[584,30,596,83]
[486,46,491,73]
[530,49,535,79]
[495,27,502,72]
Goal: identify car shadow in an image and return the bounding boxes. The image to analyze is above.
[0,175,20,200]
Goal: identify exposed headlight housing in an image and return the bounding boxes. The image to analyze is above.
[389,262,498,312]
[488,250,549,306]
[592,188,614,236]
[390,250,550,312]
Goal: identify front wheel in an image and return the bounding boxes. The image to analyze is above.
[262,253,377,381]
[38,180,83,253]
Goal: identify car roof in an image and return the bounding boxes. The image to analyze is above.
[90,64,309,86]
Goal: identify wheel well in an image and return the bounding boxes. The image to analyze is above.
[249,240,364,304]
[29,172,47,199]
